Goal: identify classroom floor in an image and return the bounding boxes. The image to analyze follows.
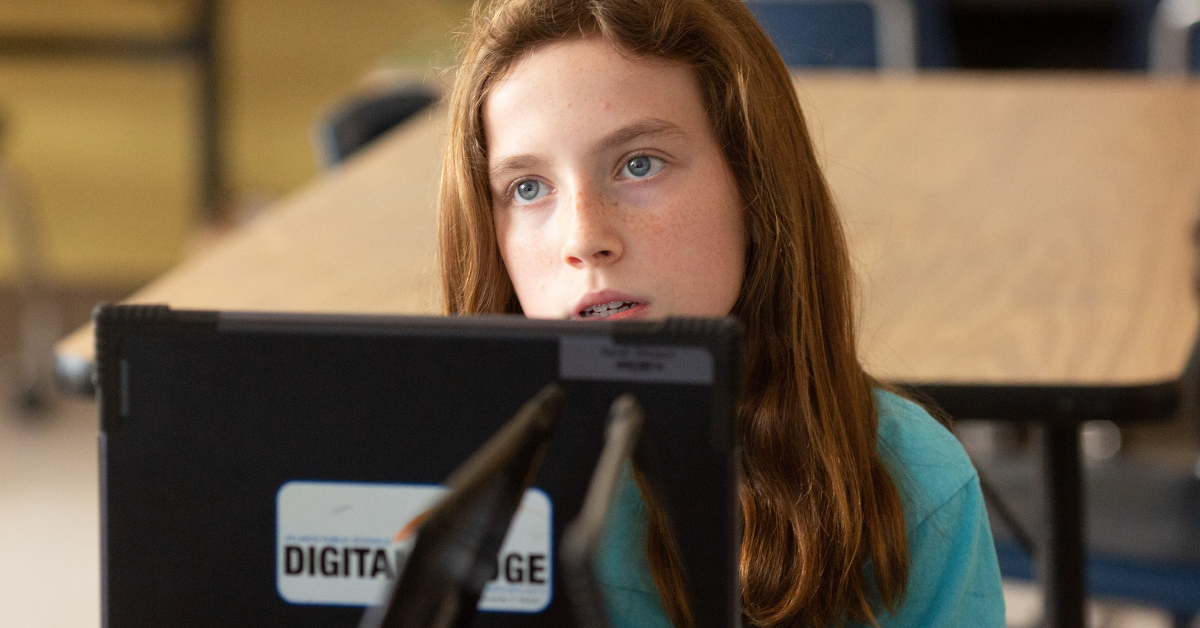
[0,373,99,626]
[0,366,1186,627]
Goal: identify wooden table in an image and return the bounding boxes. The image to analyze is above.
[58,73,1200,628]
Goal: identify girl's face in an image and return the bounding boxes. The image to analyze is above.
[484,37,745,320]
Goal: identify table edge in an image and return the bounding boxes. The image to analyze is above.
[893,380,1183,424]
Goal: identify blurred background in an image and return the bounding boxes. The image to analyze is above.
[1,0,1199,627]
[0,2,469,623]
[0,0,1184,368]
[0,0,469,364]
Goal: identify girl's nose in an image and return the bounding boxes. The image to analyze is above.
[561,186,623,268]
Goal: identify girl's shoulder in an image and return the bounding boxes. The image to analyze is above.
[869,389,1007,628]
[872,389,979,534]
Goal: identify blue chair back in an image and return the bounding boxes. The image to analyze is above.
[746,1,879,68]
[1191,24,1200,70]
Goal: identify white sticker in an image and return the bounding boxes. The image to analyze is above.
[276,481,552,612]
[559,337,713,384]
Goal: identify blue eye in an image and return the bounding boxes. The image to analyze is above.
[513,179,549,204]
[622,155,664,179]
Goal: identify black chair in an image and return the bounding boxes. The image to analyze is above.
[978,449,1200,627]
[313,84,438,168]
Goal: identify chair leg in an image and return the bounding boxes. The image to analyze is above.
[977,467,1038,559]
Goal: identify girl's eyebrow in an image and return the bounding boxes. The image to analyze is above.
[490,154,542,183]
[489,118,686,183]
[595,118,685,154]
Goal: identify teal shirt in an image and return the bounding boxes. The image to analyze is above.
[594,389,1006,627]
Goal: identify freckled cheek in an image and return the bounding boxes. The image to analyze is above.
[496,212,561,296]
[640,201,744,316]
[624,204,685,264]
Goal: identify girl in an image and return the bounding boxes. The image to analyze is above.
[437,0,1006,626]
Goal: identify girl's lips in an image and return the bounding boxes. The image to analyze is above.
[571,301,651,321]
[572,290,647,318]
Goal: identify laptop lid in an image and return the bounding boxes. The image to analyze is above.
[95,305,741,628]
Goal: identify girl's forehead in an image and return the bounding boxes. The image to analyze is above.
[493,39,692,101]
[483,38,705,152]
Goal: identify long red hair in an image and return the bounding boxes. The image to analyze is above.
[437,1,909,625]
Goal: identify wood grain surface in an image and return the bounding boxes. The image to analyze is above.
[57,74,1200,386]
[797,74,1200,384]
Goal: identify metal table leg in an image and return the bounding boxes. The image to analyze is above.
[1042,420,1085,628]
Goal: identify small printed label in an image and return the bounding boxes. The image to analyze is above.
[276,481,552,612]
[559,337,713,384]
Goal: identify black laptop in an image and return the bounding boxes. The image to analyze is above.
[94,305,742,627]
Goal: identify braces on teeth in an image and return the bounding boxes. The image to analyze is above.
[580,301,638,318]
